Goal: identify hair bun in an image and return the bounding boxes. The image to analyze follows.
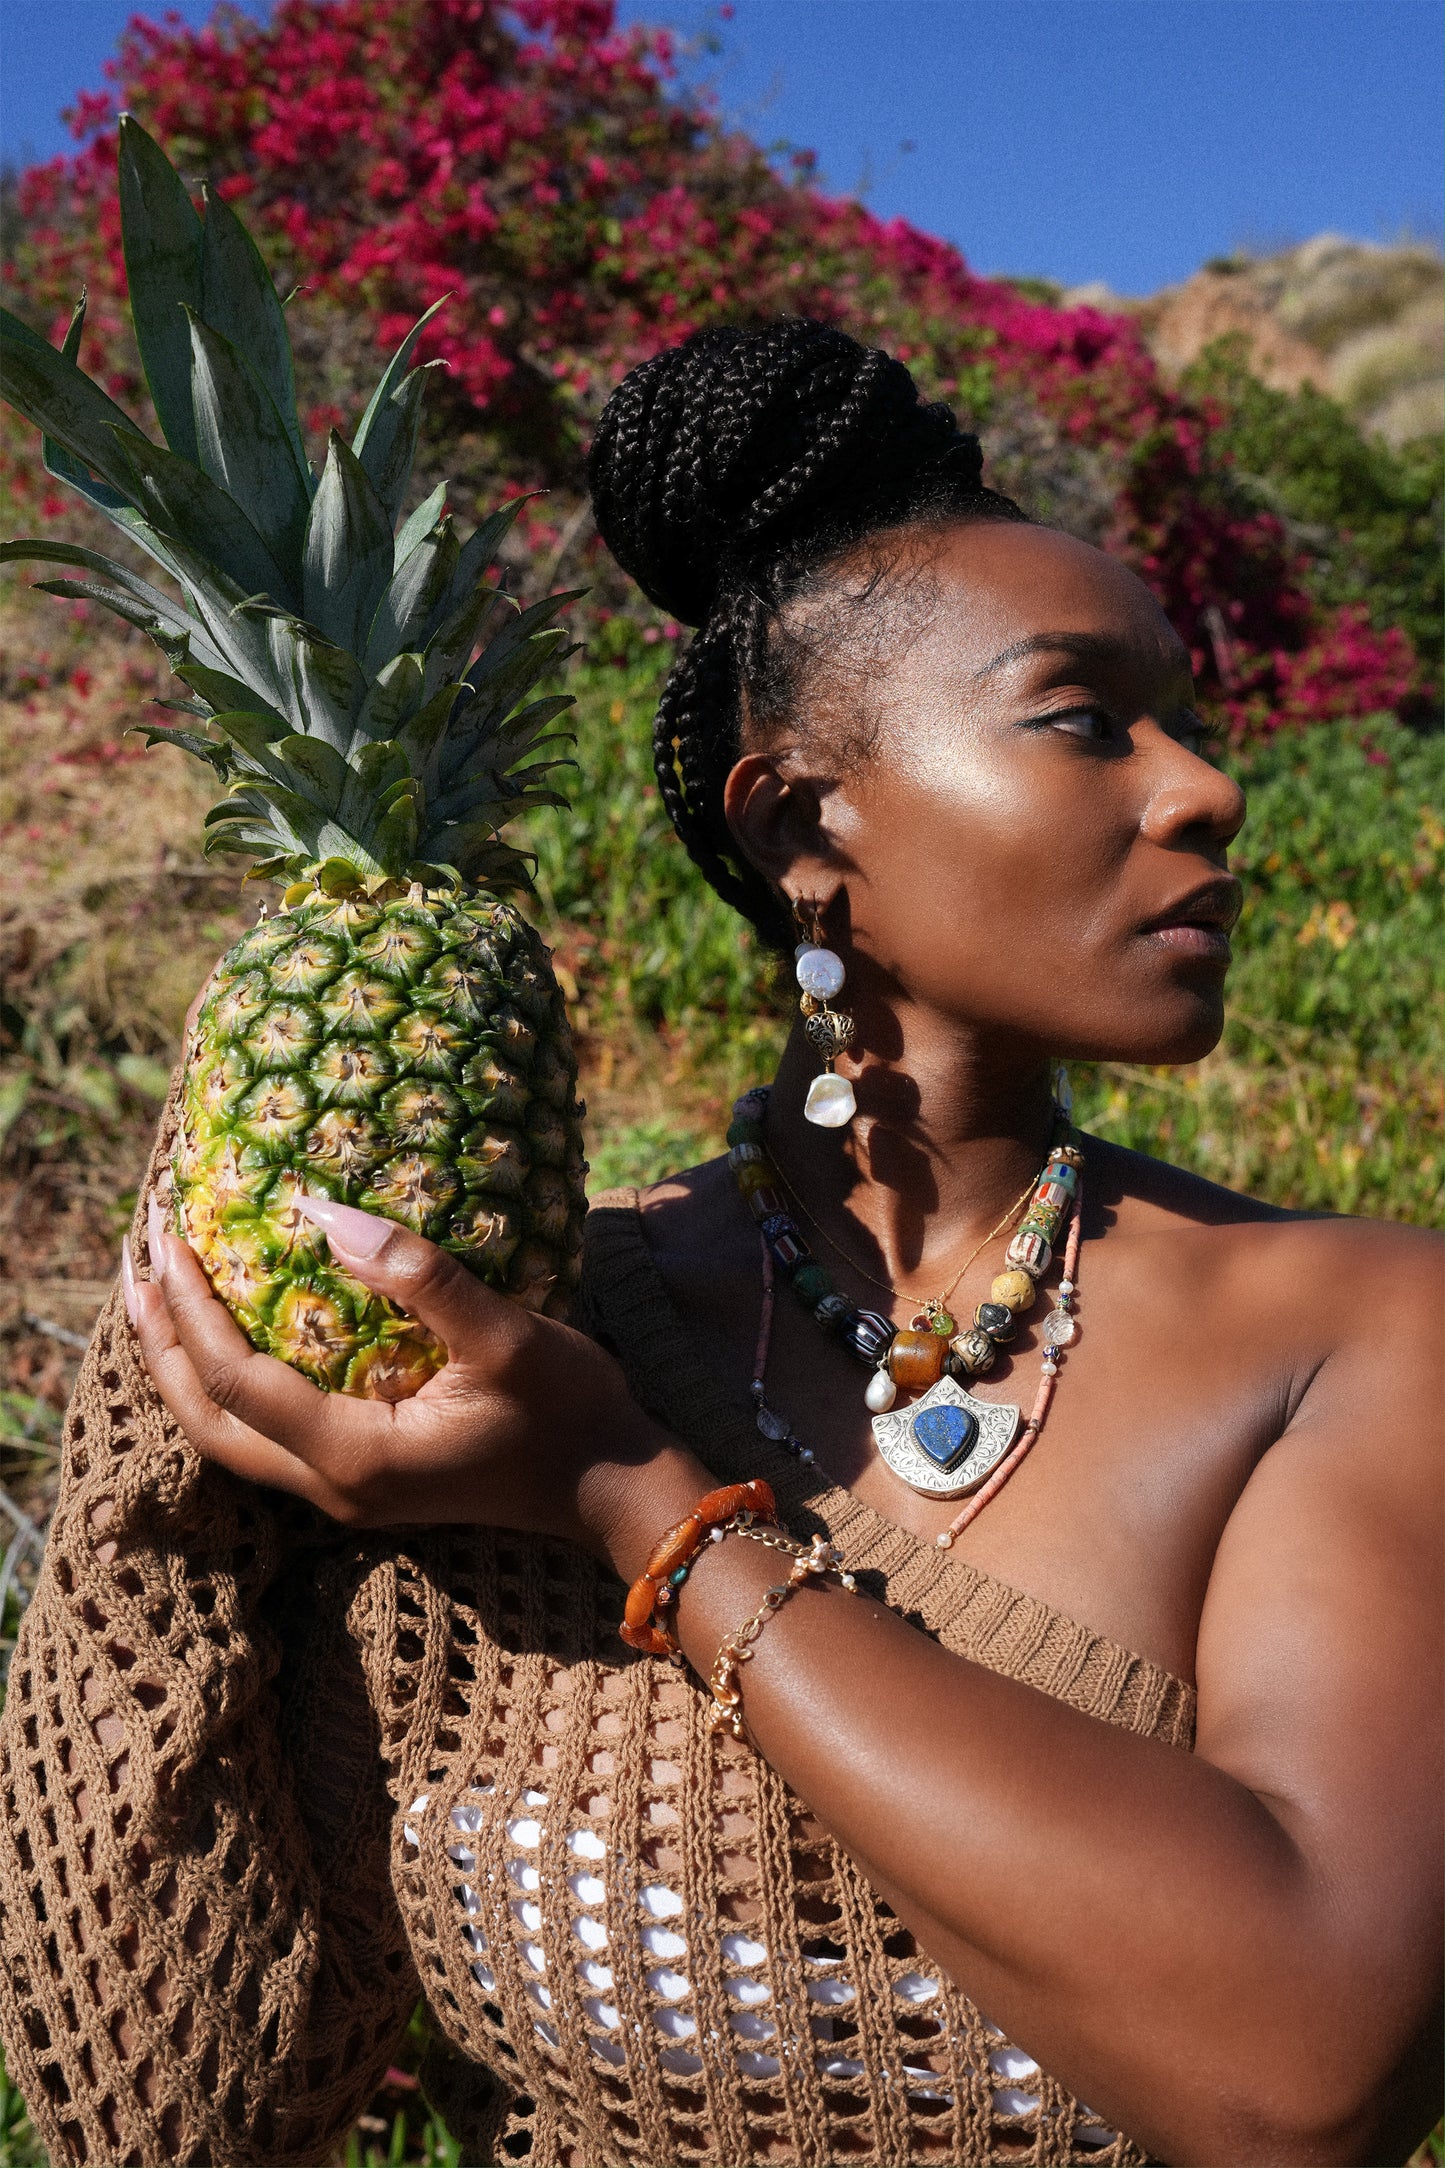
[587,319,984,627]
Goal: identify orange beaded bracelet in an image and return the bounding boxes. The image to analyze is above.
[620,1478,777,1659]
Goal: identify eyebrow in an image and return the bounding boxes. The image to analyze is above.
[972,630,1190,684]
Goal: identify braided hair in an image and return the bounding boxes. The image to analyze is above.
[587,319,1025,948]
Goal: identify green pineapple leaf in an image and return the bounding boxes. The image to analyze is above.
[106,425,298,608]
[185,309,311,578]
[369,783,422,875]
[130,721,234,778]
[445,496,529,611]
[351,295,448,498]
[304,431,394,655]
[289,624,369,750]
[40,289,135,516]
[118,113,203,462]
[269,732,352,815]
[173,654,288,725]
[393,481,449,570]
[1,538,191,639]
[199,181,307,478]
[358,361,444,532]
[0,304,150,499]
[365,517,462,675]
[356,651,427,741]
[200,711,296,796]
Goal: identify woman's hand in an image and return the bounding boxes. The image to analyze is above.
[122,1193,695,1558]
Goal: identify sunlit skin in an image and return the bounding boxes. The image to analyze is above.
[124,523,1442,2166]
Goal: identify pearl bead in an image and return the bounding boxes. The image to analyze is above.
[795,945,846,999]
[804,1071,856,1126]
[864,1369,897,1413]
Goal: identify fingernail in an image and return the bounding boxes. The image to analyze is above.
[120,1241,138,1325]
[147,1194,168,1279]
[294,1193,394,1258]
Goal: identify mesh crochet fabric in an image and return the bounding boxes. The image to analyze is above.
[0,1101,1194,2167]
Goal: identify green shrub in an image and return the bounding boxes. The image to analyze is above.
[1183,338,1444,696]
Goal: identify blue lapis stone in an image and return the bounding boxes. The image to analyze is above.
[911,1403,979,1472]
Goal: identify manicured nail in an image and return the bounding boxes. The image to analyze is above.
[147,1194,168,1280]
[120,1241,138,1325]
[294,1194,394,1258]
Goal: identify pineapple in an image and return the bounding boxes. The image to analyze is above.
[1,117,587,1398]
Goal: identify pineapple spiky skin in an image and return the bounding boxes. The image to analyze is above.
[176,881,587,1399]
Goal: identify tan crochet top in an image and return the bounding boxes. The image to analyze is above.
[0,1105,1195,2168]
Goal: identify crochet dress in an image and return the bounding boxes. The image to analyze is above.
[0,1101,1194,2167]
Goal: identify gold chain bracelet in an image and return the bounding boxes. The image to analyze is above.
[707,1527,857,1742]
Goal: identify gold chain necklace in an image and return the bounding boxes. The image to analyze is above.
[764,1144,1048,1334]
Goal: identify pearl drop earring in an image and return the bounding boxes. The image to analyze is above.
[792,900,856,1128]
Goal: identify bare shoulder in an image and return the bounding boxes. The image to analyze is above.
[1090,1131,1441,1281]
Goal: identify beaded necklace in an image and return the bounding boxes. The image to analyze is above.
[729,1086,1085,1535]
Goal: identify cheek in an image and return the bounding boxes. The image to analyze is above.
[839,741,1124,993]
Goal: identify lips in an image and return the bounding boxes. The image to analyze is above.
[1140,877,1243,938]
[1138,876,1242,962]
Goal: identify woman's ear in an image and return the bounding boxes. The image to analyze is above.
[723,752,831,890]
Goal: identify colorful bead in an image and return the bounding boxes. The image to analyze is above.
[1034,1178,1072,1212]
[1021,1205,1064,1242]
[842,1308,897,1366]
[887,1329,947,1392]
[746,1183,785,1222]
[947,1327,996,1377]
[991,1269,1037,1313]
[1006,1229,1053,1278]
[975,1300,1016,1342]
[726,1115,766,1149]
[760,1212,810,1273]
[792,1262,834,1307]
[1042,1158,1079,1196]
[728,1141,766,1173]
[734,1161,774,1199]
[813,1292,852,1332]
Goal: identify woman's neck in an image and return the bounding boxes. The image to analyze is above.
[763,1020,1059,1294]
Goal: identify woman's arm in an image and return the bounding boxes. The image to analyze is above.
[133,1204,1443,2168]
[0,1200,421,2163]
[626,1264,1443,2168]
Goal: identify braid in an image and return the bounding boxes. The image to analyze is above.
[588,319,1026,945]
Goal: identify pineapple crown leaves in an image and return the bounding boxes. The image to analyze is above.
[0,116,579,892]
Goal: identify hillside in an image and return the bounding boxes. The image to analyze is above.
[1067,234,1444,446]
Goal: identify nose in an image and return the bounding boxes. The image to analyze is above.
[1136,722,1246,856]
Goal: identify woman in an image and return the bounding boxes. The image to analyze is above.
[1,321,1439,2168]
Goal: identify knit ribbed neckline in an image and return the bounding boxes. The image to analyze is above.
[584,1188,1196,1745]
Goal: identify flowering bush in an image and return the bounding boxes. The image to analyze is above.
[1,0,1434,728]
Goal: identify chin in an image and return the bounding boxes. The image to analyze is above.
[1069,983,1228,1068]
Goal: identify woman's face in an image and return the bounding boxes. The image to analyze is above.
[741,520,1247,1067]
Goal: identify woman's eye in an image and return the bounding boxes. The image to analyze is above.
[1040,705,1114,739]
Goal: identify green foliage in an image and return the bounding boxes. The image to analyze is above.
[0,2049,46,2168]
[1184,336,1444,691]
[528,620,789,1099]
[1073,714,1443,1219]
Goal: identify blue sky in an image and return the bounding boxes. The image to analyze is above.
[3,0,1440,293]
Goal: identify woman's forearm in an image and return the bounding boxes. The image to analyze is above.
[591,1446,1409,2168]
